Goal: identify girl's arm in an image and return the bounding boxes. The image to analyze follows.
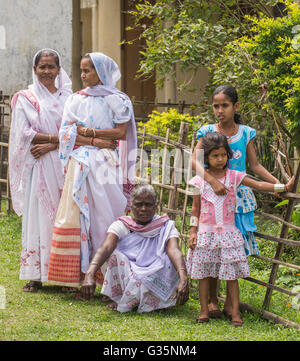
[242,175,295,193]
[189,193,200,250]
[192,139,229,195]
[246,140,280,183]
[77,122,128,141]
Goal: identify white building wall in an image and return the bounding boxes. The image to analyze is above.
[0,0,73,94]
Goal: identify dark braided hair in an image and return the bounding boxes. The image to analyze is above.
[212,85,242,124]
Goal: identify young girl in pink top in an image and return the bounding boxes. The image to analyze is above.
[187,132,294,326]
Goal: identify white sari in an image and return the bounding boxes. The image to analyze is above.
[9,49,72,282]
[48,53,137,287]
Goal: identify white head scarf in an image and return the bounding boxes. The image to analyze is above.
[31,48,72,102]
[9,49,72,220]
[89,52,121,87]
[78,52,137,210]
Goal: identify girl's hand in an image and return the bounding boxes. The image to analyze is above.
[93,138,116,150]
[285,176,295,192]
[210,178,230,196]
[189,231,197,250]
[31,143,56,159]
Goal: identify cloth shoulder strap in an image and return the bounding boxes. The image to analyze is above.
[11,89,40,115]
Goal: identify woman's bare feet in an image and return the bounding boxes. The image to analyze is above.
[208,302,222,318]
[61,287,78,293]
[22,281,42,292]
[107,301,118,311]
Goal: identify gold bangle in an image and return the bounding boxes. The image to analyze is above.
[84,127,88,137]
[49,134,52,143]
[177,268,187,274]
[90,262,99,266]
[92,128,96,138]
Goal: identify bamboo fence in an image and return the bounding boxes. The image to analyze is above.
[136,119,300,331]
[1,94,300,329]
[0,92,12,214]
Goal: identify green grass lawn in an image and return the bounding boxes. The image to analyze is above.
[0,212,300,341]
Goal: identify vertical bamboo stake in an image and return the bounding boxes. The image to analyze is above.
[138,125,146,183]
[180,132,195,252]
[7,95,12,213]
[168,122,189,220]
[159,128,170,215]
[262,161,300,310]
[0,91,3,214]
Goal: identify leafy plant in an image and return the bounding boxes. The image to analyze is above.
[211,1,300,150]
[138,108,205,148]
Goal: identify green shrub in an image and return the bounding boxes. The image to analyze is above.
[138,108,205,148]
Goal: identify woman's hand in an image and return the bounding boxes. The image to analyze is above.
[75,272,96,301]
[31,143,57,159]
[93,138,116,150]
[77,124,91,137]
[175,270,189,306]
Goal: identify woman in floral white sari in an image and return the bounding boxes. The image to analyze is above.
[9,49,72,292]
[47,52,137,288]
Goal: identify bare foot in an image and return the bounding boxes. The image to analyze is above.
[196,310,210,323]
[22,281,42,292]
[208,302,222,318]
[107,301,118,311]
[101,295,111,302]
[231,312,243,327]
[61,287,78,293]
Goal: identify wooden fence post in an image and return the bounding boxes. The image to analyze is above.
[167,122,189,220]
[262,161,300,310]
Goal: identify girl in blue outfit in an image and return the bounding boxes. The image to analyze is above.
[192,85,281,318]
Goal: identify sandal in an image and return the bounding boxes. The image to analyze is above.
[208,309,223,319]
[22,281,42,292]
[231,318,243,327]
[223,309,232,321]
[196,315,210,323]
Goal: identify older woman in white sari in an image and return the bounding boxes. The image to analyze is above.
[9,49,72,292]
[48,52,137,288]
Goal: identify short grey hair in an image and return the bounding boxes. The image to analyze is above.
[130,184,157,204]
